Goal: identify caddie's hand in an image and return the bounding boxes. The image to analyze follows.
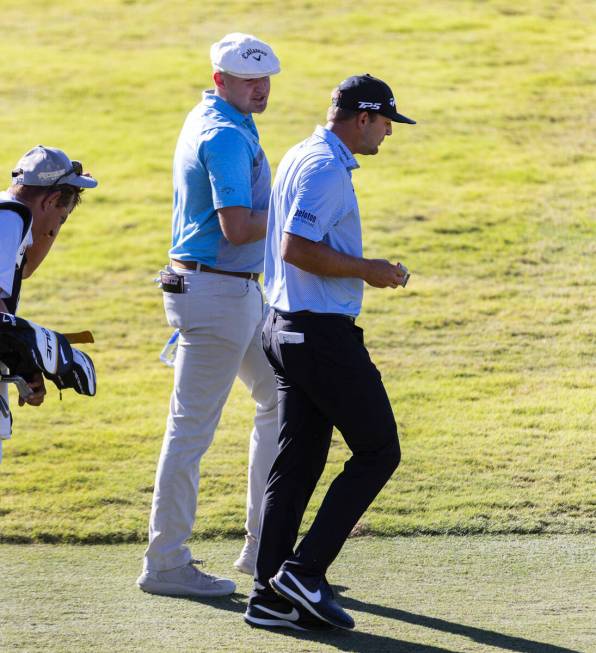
[18,373,46,407]
[363,259,404,289]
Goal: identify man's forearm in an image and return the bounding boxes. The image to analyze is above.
[22,229,60,279]
[281,232,406,289]
[281,233,366,278]
[0,298,8,313]
[218,207,268,245]
[241,209,268,244]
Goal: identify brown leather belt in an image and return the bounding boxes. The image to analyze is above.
[170,259,259,282]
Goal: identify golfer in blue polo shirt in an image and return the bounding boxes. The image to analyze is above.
[137,33,281,598]
[245,74,415,631]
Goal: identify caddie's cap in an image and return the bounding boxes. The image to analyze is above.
[332,74,416,124]
[11,145,98,188]
[210,32,280,79]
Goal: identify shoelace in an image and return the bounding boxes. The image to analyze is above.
[189,558,218,582]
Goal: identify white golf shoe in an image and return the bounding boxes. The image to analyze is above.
[137,559,236,597]
[234,535,258,576]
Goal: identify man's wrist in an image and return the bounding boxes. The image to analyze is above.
[354,257,370,280]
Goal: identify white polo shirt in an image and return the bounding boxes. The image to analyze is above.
[264,126,363,317]
[0,191,32,300]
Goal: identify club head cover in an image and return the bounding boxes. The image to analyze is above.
[50,348,97,396]
[0,312,96,396]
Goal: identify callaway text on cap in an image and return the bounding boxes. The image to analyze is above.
[210,32,281,79]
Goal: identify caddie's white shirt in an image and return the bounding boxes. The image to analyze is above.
[0,191,32,299]
[264,125,363,317]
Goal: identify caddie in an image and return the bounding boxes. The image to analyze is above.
[0,145,98,460]
[137,33,281,598]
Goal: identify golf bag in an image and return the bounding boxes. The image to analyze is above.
[0,311,96,459]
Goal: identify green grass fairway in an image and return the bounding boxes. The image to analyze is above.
[0,0,595,542]
[1,536,593,652]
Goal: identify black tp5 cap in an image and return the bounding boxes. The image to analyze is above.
[332,73,416,124]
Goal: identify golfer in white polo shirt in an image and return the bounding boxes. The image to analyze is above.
[245,74,415,631]
[137,33,281,597]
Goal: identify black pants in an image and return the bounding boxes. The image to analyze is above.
[255,310,401,595]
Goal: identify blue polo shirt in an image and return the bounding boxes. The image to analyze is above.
[264,125,363,316]
[169,91,271,272]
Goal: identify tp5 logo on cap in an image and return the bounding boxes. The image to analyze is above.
[332,74,416,125]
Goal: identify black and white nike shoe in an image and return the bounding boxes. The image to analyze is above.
[270,569,355,630]
[244,595,334,631]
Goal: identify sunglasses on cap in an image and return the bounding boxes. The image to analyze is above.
[11,160,84,188]
[49,160,83,188]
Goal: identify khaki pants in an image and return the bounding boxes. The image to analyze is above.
[144,267,278,572]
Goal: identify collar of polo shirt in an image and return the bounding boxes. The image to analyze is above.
[314,125,359,171]
[202,90,259,139]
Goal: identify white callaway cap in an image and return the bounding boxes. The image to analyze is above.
[210,32,280,79]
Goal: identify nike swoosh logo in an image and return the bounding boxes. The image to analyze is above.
[257,605,300,621]
[286,572,321,603]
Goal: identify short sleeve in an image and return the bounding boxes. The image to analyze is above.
[0,211,24,298]
[283,165,344,243]
[202,128,253,210]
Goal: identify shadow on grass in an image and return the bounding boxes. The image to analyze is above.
[174,590,581,653]
[175,593,460,652]
[334,586,581,653]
